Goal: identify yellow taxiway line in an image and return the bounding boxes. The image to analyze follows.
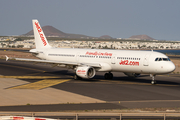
[9,79,70,90]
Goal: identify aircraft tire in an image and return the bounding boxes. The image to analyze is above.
[151,80,156,85]
[74,74,82,80]
[104,73,113,80]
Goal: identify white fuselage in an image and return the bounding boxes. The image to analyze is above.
[35,48,175,75]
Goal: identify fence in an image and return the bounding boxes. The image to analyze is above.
[0,112,180,120]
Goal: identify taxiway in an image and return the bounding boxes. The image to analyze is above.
[0,59,180,111]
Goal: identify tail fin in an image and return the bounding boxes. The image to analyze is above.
[32,19,51,49]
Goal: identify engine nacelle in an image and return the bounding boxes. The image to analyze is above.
[124,72,141,77]
[76,66,96,79]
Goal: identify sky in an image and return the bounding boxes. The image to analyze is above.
[0,0,180,41]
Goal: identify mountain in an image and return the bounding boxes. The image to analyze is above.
[24,26,93,39]
[99,35,113,39]
[25,26,67,37]
[24,26,153,40]
[129,35,154,40]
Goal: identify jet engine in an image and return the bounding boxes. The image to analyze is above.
[76,66,96,79]
[124,72,141,77]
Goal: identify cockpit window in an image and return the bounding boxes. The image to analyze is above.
[155,58,158,61]
[155,57,171,61]
[163,58,169,61]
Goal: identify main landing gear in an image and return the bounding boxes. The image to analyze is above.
[150,74,156,85]
[104,72,113,79]
[74,74,82,80]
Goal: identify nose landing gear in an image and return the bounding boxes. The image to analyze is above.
[150,74,156,85]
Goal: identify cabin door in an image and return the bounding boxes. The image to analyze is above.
[143,54,151,66]
[76,53,80,62]
[111,54,116,64]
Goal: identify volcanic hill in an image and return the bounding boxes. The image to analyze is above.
[129,35,154,40]
[24,26,92,39]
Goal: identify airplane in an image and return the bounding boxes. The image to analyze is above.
[6,19,176,84]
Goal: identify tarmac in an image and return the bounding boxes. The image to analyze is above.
[0,59,180,112]
[0,77,104,106]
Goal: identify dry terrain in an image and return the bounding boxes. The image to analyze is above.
[0,50,37,59]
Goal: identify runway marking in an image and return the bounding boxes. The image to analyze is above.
[9,79,70,90]
[0,76,59,79]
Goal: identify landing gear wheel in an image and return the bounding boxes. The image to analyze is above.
[151,80,155,85]
[104,72,113,80]
[109,72,113,79]
[74,74,82,80]
[104,73,109,79]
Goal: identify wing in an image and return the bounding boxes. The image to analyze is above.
[14,57,101,68]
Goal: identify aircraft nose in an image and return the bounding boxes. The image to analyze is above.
[167,62,176,73]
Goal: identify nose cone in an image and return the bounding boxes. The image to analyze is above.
[167,62,176,73]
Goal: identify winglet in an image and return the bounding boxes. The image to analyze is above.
[5,55,9,61]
